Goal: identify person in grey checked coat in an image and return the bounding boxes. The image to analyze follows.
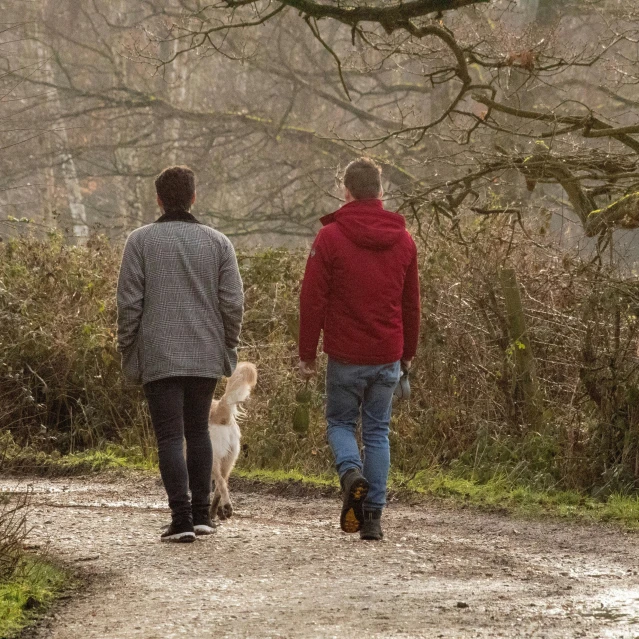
[116,165,244,543]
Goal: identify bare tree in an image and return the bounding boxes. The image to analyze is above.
[142,1,639,247]
[1,0,639,254]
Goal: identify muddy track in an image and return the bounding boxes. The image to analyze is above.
[3,474,639,639]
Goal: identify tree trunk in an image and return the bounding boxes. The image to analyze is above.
[113,1,145,228]
[35,11,89,243]
[499,267,542,430]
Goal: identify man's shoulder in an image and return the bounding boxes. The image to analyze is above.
[194,225,236,254]
[123,223,235,260]
[315,222,340,241]
[403,228,417,249]
[196,223,230,242]
[124,224,154,248]
[311,224,341,254]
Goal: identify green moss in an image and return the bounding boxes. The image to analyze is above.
[2,442,155,476]
[588,191,639,217]
[0,558,69,638]
[234,467,337,488]
[400,470,639,529]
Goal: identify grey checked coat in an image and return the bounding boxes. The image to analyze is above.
[116,221,244,385]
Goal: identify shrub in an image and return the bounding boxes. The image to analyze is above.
[1,225,638,494]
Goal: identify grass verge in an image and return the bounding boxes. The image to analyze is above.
[233,467,639,530]
[0,557,69,639]
[1,445,155,477]
[401,471,639,529]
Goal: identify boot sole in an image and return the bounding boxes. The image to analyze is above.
[161,531,196,543]
[194,524,216,536]
[360,531,384,541]
[340,477,369,533]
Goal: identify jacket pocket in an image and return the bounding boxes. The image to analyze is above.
[121,335,143,385]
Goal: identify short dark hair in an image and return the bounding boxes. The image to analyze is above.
[155,165,196,210]
[343,158,382,200]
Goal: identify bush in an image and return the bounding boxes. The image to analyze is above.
[0,234,146,455]
[1,225,638,494]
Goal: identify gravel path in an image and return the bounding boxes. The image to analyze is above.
[3,474,639,638]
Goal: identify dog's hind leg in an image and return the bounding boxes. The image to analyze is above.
[210,460,223,519]
[214,454,235,520]
[218,447,240,520]
[210,488,221,520]
[212,458,231,520]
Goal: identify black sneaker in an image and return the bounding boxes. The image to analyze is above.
[193,507,217,536]
[360,509,384,541]
[340,469,369,534]
[160,516,196,543]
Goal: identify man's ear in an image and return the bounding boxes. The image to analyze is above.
[378,186,384,199]
[191,192,196,206]
[157,195,164,209]
[344,187,353,203]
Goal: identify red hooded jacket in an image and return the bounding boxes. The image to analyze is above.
[299,199,420,365]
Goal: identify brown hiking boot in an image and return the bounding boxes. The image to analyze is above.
[340,469,369,533]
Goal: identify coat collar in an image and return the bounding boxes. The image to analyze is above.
[155,208,200,223]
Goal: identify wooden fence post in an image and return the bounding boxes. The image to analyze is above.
[499,267,542,430]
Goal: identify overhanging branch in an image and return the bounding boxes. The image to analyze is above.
[473,94,639,155]
[226,0,491,32]
[585,193,639,237]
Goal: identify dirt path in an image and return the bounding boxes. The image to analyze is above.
[3,474,639,638]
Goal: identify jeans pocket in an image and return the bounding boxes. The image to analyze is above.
[379,361,402,387]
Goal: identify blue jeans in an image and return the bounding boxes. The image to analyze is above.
[326,358,401,510]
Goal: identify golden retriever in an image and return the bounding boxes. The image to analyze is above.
[209,362,258,520]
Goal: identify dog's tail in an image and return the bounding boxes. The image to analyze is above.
[221,362,258,407]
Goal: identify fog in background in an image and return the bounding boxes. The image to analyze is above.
[0,0,638,265]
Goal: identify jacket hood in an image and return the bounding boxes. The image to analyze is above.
[320,199,406,250]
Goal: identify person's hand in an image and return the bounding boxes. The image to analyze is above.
[299,359,317,380]
[401,358,413,372]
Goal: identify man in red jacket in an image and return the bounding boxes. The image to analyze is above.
[299,158,420,540]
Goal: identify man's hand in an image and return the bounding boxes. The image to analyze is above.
[401,358,413,372]
[299,359,317,380]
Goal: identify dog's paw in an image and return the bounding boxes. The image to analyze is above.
[217,502,233,520]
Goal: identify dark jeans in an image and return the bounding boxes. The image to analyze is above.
[144,376,217,519]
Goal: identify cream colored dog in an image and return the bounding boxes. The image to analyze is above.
[209,362,258,520]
